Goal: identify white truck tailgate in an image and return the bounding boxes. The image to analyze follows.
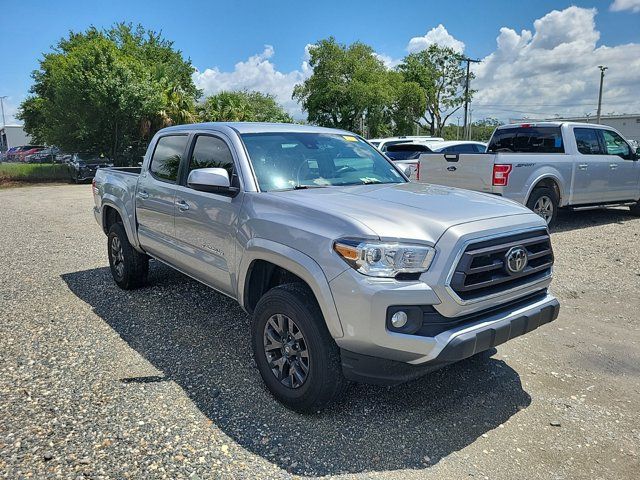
[417,153,496,193]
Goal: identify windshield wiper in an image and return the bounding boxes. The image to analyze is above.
[292,184,329,190]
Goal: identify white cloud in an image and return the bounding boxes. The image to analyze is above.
[192,45,309,118]
[471,6,640,120]
[374,53,401,69]
[407,24,465,53]
[610,0,640,12]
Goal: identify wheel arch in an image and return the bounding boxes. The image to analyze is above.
[237,239,344,339]
[100,196,141,250]
[525,174,564,207]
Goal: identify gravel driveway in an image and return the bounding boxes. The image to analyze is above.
[1,184,638,479]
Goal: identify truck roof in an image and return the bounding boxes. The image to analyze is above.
[497,121,612,129]
[157,122,353,136]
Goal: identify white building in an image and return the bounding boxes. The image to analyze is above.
[0,125,32,152]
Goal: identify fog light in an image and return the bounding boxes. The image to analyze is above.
[391,311,408,328]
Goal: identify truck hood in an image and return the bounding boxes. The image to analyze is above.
[270,182,537,244]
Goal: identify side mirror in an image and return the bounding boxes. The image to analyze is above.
[187,168,238,195]
[404,166,413,177]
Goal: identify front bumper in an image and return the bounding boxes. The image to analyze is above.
[341,295,559,385]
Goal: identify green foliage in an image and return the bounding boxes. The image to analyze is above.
[398,45,473,136]
[18,24,199,165]
[441,117,501,142]
[199,91,293,123]
[293,38,423,137]
[0,163,72,184]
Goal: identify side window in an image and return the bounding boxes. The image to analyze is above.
[601,130,631,159]
[474,144,486,153]
[150,135,188,182]
[188,135,235,180]
[452,144,477,153]
[574,128,603,155]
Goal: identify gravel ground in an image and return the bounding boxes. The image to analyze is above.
[0,184,639,479]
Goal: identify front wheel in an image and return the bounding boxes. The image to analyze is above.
[251,283,347,413]
[107,223,149,289]
[527,187,558,228]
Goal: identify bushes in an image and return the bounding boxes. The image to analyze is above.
[0,163,72,184]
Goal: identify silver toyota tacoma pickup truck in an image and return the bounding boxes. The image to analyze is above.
[401,122,640,227]
[93,122,559,412]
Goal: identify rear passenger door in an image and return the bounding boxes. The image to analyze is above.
[136,134,189,259]
[599,129,640,201]
[171,133,244,296]
[571,127,611,204]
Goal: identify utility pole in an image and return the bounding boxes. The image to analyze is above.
[0,96,7,154]
[462,57,481,140]
[456,116,460,140]
[596,65,607,124]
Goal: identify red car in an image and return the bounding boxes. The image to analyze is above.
[16,145,46,162]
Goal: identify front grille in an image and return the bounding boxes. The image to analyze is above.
[450,229,553,301]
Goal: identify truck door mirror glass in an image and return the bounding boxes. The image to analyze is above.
[187,167,233,193]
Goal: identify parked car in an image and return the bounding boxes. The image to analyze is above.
[6,145,44,162]
[369,135,445,152]
[401,122,640,226]
[93,122,559,412]
[429,141,487,153]
[69,153,113,183]
[25,146,60,163]
[384,141,433,160]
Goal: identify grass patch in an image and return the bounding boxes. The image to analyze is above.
[0,163,72,184]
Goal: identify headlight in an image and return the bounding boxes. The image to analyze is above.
[333,238,436,277]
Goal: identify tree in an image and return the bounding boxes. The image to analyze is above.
[398,45,473,136]
[18,24,199,164]
[441,117,501,142]
[198,91,293,123]
[292,38,396,136]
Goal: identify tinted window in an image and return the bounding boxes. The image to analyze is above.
[473,144,486,153]
[488,127,564,153]
[381,140,410,151]
[385,144,431,160]
[601,130,631,158]
[241,132,404,191]
[150,135,188,182]
[188,135,235,179]
[574,128,603,155]
[452,144,479,153]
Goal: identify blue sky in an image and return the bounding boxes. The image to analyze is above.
[2,0,640,123]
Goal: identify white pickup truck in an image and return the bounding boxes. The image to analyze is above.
[401,122,640,226]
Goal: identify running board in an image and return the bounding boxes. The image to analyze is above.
[571,202,635,211]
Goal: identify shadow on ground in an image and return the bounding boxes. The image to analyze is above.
[62,264,531,476]
[553,206,637,233]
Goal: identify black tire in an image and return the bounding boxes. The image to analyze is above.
[251,283,347,413]
[107,222,149,289]
[526,187,559,228]
[630,201,640,216]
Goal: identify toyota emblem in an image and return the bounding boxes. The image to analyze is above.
[505,246,528,274]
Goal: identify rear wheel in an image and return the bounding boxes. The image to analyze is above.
[107,222,148,289]
[251,283,347,412]
[527,187,558,228]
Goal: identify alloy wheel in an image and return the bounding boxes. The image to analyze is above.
[263,313,310,389]
[533,195,554,224]
[110,236,125,279]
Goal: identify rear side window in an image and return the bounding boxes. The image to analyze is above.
[150,135,188,182]
[574,128,603,155]
[488,127,564,153]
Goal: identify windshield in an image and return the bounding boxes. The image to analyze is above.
[240,132,405,191]
[385,144,432,160]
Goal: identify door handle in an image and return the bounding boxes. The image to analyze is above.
[609,163,618,170]
[176,200,190,211]
[137,190,149,199]
[578,164,588,170]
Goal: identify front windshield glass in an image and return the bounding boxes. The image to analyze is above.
[240,132,405,191]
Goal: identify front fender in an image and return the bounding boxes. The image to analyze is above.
[237,238,345,339]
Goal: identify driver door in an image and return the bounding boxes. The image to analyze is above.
[171,133,244,296]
